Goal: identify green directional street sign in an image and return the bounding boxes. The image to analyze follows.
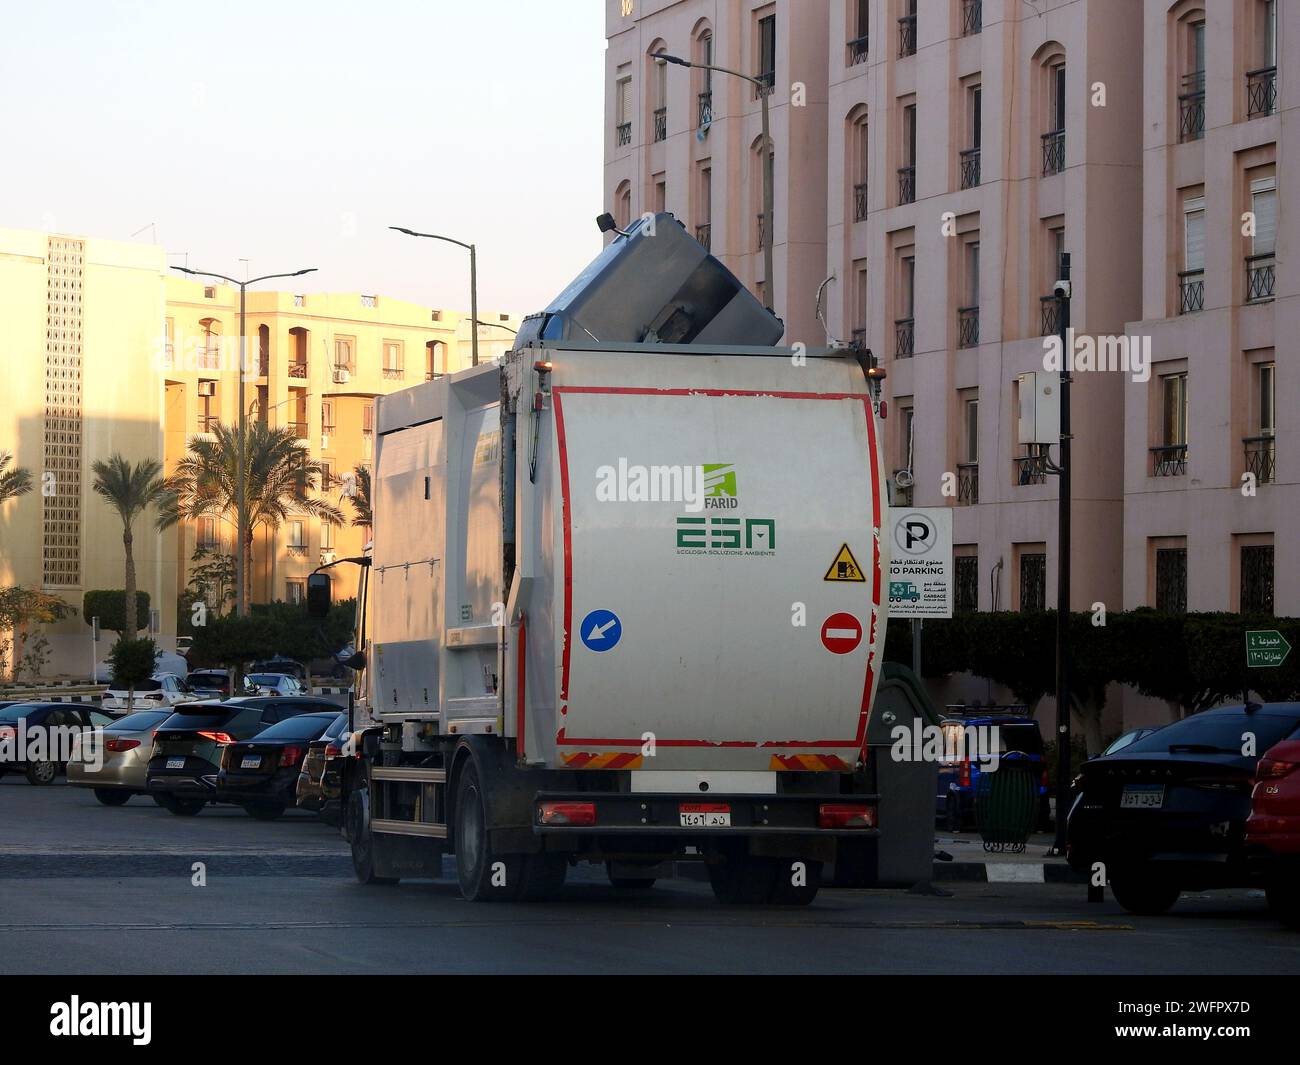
[1246,629,1292,669]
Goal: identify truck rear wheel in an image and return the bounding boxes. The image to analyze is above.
[707,846,777,904]
[454,761,523,902]
[348,789,397,886]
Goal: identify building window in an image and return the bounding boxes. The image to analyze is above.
[756,13,776,95]
[321,399,336,434]
[899,103,917,204]
[1240,544,1274,615]
[383,341,404,379]
[848,0,869,65]
[1041,224,1065,334]
[960,85,981,189]
[198,516,219,551]
[896,254,915,357]
[1042,63,1065,175]
[955,553,979,613]
[1019,550,1047,613]
[961,0,982,38]
[1155,548,1188,613]
[204,285,216,299]
[1180,194,1205,313]
[852,115,869,221]
[1245,361,1277,483]
[898,0,917,59]
[321,521,335,550]
[286,580,306,606]
[894,402,915,506]
[1152,372,1188,476]
[616,69,633,146]
[1247,0,1278,118]
[958,240,979,348]
[696,165,712,248]
[1179,20,1206,142]
[334,337,355,371]
[615,180,632,230]
[654,174,667,213]
[287,520,306,550]
[652,48,668,141]
[957,393,978,506]
[361,295,377,309]
[293,294,305,307]
[696,32,714,126]
[1247,176,1276,302]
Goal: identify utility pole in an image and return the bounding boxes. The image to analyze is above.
[1051,252,1073,856]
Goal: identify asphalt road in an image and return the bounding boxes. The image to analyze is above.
[3,777,1300,975]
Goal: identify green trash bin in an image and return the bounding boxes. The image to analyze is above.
[974,757,1039,854]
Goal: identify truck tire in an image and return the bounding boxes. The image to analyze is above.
[708,846,777,904]
[454,761,523,902]
[1109,866,1180,916]
[516,854,567,901]
[606,862,657,890]
[769,858,822,906]
[348,789,398,886]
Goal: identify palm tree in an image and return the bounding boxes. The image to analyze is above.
[90,455,169,636]
[346,463,372,529]
[160,422,345,607]
[0,451,34,505]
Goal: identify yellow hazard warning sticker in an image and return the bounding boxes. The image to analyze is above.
[824,543,866,582]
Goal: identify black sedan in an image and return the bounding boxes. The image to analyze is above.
[0,702,115,785]
[215,712,343,820]
[1067,702,1300,914]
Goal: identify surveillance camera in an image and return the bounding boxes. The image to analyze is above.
[1053,280,1072,299]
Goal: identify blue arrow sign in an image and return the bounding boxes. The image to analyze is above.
[580,609,622,652]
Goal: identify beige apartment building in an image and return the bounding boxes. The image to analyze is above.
[605,0,1294,633]
[0,226,520,678]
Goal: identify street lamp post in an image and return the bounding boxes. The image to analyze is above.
[389,227,479,367]
[657,53,775,313]
[1052,253,1073,856]
[172,265,317,617]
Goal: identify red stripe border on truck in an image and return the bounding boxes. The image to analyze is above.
[552,386,882,751]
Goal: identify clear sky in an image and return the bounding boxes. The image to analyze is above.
[0,0,606,316]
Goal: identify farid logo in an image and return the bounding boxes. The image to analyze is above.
[594,460,736,513]
[702,463,738,507]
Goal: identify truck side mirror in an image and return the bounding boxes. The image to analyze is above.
[306,573,332,618]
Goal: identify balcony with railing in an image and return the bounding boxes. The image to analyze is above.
[425,371,443,381]
[895,317,914,358]
[1246,254,1275,302]
[695,222,711,251]
[756,213,767,249]
[1178,269,1204,314]
[1247,66,1278,119]
[1040,295,1061,336]
[1015,445,1050,486]
[898,15,916,58]
[382,367,404,380]
[198,346,222,370]
[653,107,667,142]
[959,147,980,189]
[1041,130,1065,176]
[851,328,866,350]
[288,360,308,379]
[754,71,775,98]
[287,543,309,558]
[697,91,712,127]
[287,420,309,440]
[854,182,869,221]
[1150,443,1188,477]
[1244,435,1277,484]
[961,0,982,36]
[956,306,979,349]
[956,463,979,505]
[1178,71,1205,142]
[847,33,869,66]
[898,165,915,205]
[616,122,631,147]
[196,414,219,435]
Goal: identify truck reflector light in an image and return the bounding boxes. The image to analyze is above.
[818,803,875,829]
[537,801,597,826]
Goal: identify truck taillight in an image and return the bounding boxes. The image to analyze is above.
[818,803,876,829]
[537,801,596,826]
[1258,757,1299,780]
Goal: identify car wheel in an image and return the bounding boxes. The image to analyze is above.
[1265,875,1300,930]
[454,761,521,901]
[25,760,57,786]
[945,794,962,833]
[347,789,398,886]
[244,802,286,821]
[1109,866,1181,915]
[93,788,131,807]
[156,794,205,816]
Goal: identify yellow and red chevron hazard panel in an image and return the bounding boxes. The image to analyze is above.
[561,752,645,770]
[768,754,854,772]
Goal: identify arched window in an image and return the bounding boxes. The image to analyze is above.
[847,105,869,221]
[647,39,668,142]
[692,21,714,128]
[615,179,633,230]
[1033,42,1067,175]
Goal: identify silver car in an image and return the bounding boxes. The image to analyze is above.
[243,673,310,698]
[101,672,196,714]
[66,708,174,805]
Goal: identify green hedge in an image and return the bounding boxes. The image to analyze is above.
[83,590,150,635]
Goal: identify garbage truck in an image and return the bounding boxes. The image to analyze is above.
[308,213,891,903]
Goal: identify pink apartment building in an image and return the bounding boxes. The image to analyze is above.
[605,0,1293,632]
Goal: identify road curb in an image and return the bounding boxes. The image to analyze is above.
[934,861,1085,883]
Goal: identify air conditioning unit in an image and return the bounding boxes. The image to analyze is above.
[320,434,331,450]
[197,380,216,397]
[332,368,351,385]
[320,550,337,566]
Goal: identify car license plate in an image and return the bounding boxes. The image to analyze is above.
[679,803,731,828]
[166,758,185,770]
[240,756,261,769]
[1120,784,1164,809]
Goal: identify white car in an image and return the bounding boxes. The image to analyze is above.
[243,672,310,698]
[100,672,197,714]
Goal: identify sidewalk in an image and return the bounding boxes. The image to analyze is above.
[933,831,1084,883]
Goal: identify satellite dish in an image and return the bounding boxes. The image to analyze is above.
[894,468,914,489]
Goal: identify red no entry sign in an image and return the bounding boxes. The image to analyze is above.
[821,612,862,655]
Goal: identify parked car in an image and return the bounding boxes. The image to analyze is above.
[936,707,1049,832]
[175,636,193,657]
[243,672,310,698]
[65,708,173,805]
[146,696,343,815]
[1246,738,1300,928]
[185,669,233,699]
[217,712,343,819]
[1068,702,1300,915]
[0,702,115,785]
[295,712,352,823]
[249,657,309,683]
[1101,727,1157,756]
[100,672,196,714]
